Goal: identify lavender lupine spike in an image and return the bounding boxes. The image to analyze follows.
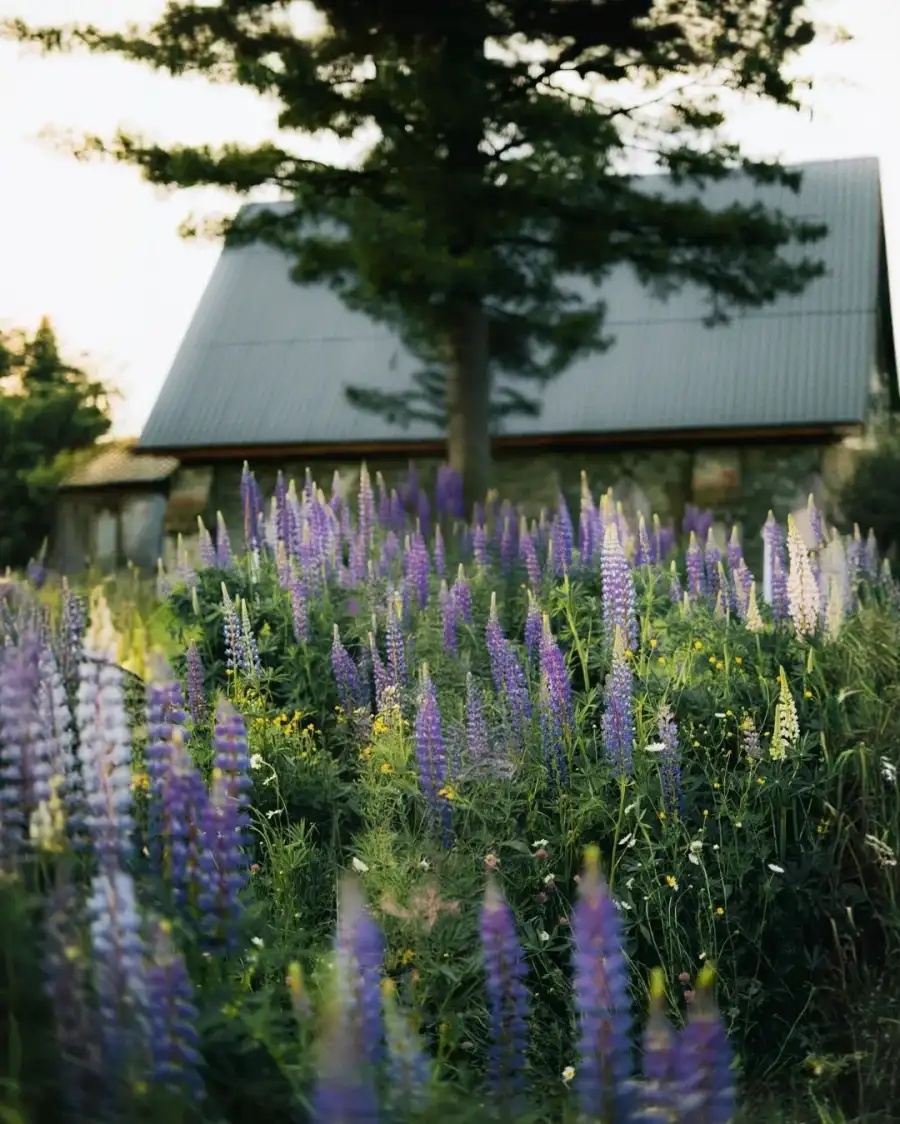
[573,847,634,1124]
[440,581,458,655]
[75,594,134,866]
[807,493,823,551]
[186,641,207,724]
[524,592,542,663]
[637,969,679,1123]
[332,625,364,712]
[312,1000,380,1124]
[385,591,407,689]
[655,704,683,818]
[39,644,82,829]
[87,867,147,1074]
[335,874,386,1069]
[465,672,489,763]
[215,511,233,569]
[601,523,637,651]
[726,526,743,573]
[519,523,541,589]
[221,584,244,675]
[685,532,706,602]
[60,577,85,689]
[705,530,722,601]
[212,699,253,817]
[145,919,203,1097]
[676,963,736,1124]
[290,575,309,644]
[669,561,683,604]
[358,464,375,548]
[0,641,53,853]
[486,593,508,694]
[433,524,446,577]
[239,598,263,678]
[865,527,879,579]
[452,565,472,622]
[197,767,250,948]
[414,666,452,843]
[539,678,568,790]
[480,880,529,1099]
[601,629,635,779]
[382,980,431,1113]
[635,513,652,567]
[369,633,391,712]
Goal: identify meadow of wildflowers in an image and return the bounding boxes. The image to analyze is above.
[2,464,900,1123]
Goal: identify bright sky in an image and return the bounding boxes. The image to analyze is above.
[0,0,898,435]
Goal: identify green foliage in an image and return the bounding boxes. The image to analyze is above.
[0,319,111,569]
[838,431,900,554]
[4,2,828,498]
[157,535,900,1119]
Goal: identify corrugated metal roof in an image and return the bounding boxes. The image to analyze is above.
[139,157,889,451]
[62,441,180,489]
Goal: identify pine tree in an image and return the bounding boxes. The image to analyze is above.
[5,2,827,505]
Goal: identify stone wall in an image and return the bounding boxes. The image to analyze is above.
[199,436,854,554]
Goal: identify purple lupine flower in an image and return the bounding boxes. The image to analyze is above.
[212,700,252,818]
[417,490,431,537]
[196,767,249,948]
[539,614,573,729]
[147,728,209,907]
[221,585,244,675]
[75,607,135,866]
[290,575,309,644]
[601,524,637,651]
[385,592,407,689]
[239,599,262,679]
[42,881,102,1120]
[480,880,529,1099]
[215,512,233,569]
[639,969,679,1123]
[685,532,706,602]
[502,643,532,748]
[539,677,567,790]
[500,512,517,572]
[335,875,385,1068]
[185,642,207,725]
[465,672,489,763]
[376,471,391,526]
[369,633,391,712]
[414,667,452,843]
[601,634,635,778]
[87,867,147,1073]
[440,582,458,655]
[704,530,722,601]
[332,626,364,712]
[0,640,53,852]
[655,704,683,818]
[240,462,262,551]
[519,523,541,589]
[452,566,472,622]
[486,593,508,695]
[39,644,82,829]
[524,593,542,663]
[557,494,574,569]
[732,561,754,620]
[726,526,743,573]
[683,505,714,543]
[433,525,446,577]
[383,980,431,1113]
[669,561,683,604]
[635,513,652,567]
[389,489,404,529]
[407,531,430,609]
[197,517,217,568]
[145,919,203,1097]
[436,465,465,520]
[573,848,634,1123]
[676,964,735,1124]
[312,1007,380,1124]
[579,509,593,566]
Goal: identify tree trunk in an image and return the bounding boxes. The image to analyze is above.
[446,298,491,514]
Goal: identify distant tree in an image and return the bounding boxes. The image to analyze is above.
[0,318,111,569]
[838,428,900,558]
[5,1,828,506]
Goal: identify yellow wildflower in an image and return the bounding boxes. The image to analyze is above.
[665,875,678,889]
[650,638,658,649]
[380,762,394,775]
[399,948,416,966]
[438,785,457,801]
[694,640,703,651]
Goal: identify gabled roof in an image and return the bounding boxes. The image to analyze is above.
[138,157,894,454]
[61,439,179,490]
